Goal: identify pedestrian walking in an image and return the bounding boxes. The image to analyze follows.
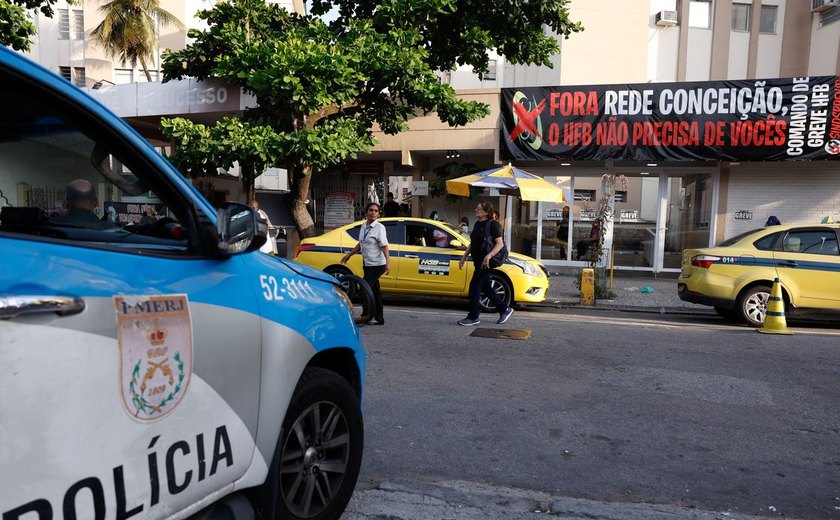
[341,202,390,325]
[457,201,513,326]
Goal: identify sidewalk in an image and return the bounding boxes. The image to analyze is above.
[541,269,713,315]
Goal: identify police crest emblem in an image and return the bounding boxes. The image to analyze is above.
[115,295,193,420]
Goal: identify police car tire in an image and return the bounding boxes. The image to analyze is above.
[479,273,513,313]
[276,367,364,520]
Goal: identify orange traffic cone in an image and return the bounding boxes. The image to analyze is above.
[757,278,792,335]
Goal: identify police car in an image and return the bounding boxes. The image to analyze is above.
[0,47,365,519]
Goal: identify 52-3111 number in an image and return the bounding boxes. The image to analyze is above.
[259,275,318,302]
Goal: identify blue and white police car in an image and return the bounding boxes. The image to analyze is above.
[0,46,365,520]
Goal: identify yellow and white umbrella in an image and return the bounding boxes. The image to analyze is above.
[445,164,565,203]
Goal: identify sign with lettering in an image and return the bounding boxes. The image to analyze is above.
[323,192,355,230]
[734,210,753,220]
[501,76,840,162]
[412,181,429,196]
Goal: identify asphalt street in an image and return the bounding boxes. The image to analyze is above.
[344,303,840,520]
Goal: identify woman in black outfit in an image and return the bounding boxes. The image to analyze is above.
[457,201,513,326]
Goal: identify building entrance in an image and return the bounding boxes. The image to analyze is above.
[530,168,717,274]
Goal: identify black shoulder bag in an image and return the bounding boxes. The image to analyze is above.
[482,220,509,268]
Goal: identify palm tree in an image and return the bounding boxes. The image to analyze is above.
[91,0,184,82]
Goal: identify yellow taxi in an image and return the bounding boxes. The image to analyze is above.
[678,223,840,326]
[294,217,549,312]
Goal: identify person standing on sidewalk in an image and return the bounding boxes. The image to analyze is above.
[457,201,513,326]
[341,202,390,325]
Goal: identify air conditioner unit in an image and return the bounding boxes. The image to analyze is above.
[812,0,840,12]
[656,10,678,27]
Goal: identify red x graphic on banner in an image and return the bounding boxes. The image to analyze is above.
[508,98,546,141]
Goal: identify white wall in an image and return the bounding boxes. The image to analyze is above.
[755,0,784,79]
[647,0,680,82]
[724,164,840,238]
[685,27,713,81]
[727,31,750,79]
[809,12,840,75]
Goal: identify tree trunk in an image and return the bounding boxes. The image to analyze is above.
[292,166,316,238]
[139,55,153,82]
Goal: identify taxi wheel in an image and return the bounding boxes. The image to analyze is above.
[276,367,363,520]
[737,285,771,327]
[325,266,355,299]
[479,273,513,313]
[339,274,375,325]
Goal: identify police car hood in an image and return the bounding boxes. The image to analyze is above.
[272,255,341,285]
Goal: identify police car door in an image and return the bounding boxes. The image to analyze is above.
[0,61,260,519]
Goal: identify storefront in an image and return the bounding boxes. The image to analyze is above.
[499,76,840,273]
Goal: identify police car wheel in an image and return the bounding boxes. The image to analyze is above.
[479,273,513,313]
[737,285,771,327]
[276,367,363,520]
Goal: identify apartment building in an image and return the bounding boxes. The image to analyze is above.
[369,0,840,273]
[16,0,840,270]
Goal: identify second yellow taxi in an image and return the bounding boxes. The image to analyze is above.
[294,217,549,312]
[678,222,840,326]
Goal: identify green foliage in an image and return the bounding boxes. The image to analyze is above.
[160,0,582,232]
[1,0,61,51]
[573,269,616,301]
[91,0,184,81]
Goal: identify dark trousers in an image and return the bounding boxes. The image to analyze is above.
[467,266,507,320]
[363,264,387,321]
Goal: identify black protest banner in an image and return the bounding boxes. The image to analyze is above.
[501,77,840,162]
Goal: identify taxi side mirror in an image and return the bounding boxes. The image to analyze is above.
[217,203,267,255]
[450,239,467,250]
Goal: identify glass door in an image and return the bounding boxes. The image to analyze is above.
[660,172,715,271]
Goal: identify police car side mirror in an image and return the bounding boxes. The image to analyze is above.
[216,203,267,255]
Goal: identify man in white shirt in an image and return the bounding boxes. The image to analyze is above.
[250,200,277,255]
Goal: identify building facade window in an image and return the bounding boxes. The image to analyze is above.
[688,0,712,28]
[818,5,840,27]
[58,9,85,40]
[58,9,70,39]
[484,59,497,81]
[59,66,71,81]
[574,189,596,202]
[114,69,134,84]
[73,10,84,39]
[731,3,750,31]
[74,67,86,87]
[759,5,777,33]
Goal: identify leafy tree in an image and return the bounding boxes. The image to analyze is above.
[161,0,582,237]
[91,0,184,82]
[1,0,60,51]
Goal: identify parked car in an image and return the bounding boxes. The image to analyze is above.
[294,217,549,312]
[0,46,364,520]
[678,223,840,326]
